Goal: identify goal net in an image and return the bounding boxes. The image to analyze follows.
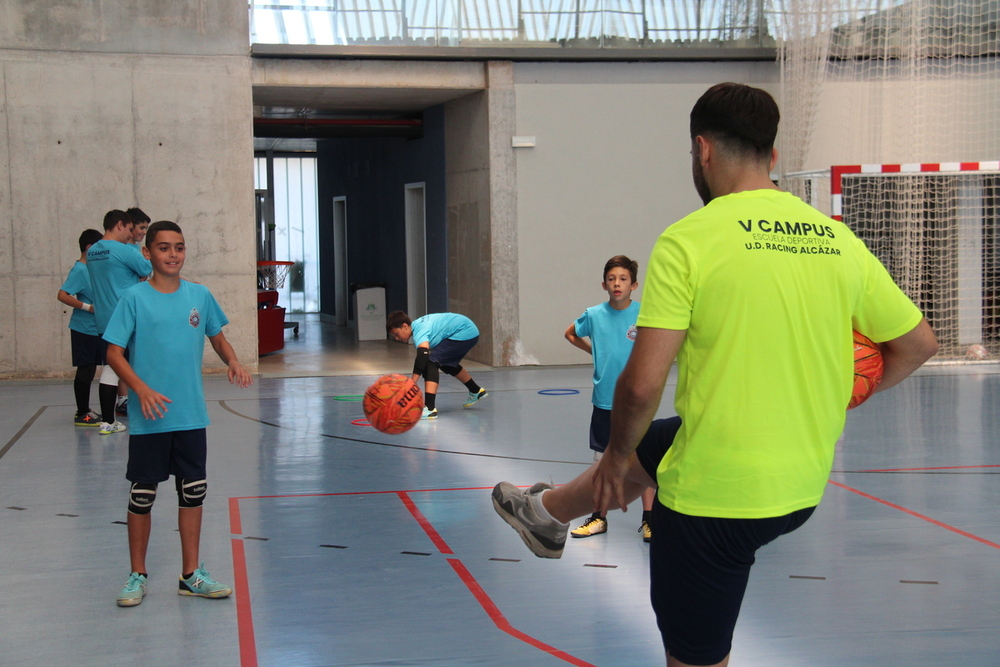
[772,0,1000,363]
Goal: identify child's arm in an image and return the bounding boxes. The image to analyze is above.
[57,289,93,313]
[209,330,254,388]
[565,323,592,355]
[106,344,172,420]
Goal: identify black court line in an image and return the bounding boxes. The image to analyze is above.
[0,406,47,461]
[218,400,592,466]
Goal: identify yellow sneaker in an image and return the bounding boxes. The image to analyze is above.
[640,520,652,543]
[570,514,607,538]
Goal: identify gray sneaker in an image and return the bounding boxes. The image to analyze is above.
[491,482,567,559]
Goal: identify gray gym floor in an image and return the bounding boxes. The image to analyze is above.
[2,328,999,666]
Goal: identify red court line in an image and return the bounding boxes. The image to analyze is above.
[229,486,591,667]
[397,491,454,554]
[448,558,596,667]
[828,479,1000,550]
[231,535,259,667]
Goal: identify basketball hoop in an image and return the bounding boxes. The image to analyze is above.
[257,260,294,290]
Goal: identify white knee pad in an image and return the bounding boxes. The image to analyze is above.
[100,364,119,385]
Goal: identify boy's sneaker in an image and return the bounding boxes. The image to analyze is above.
[640,520,652,543]
[422,407,438,420]
[571,514,608,538]
[491,481,567,559]
[116,399,128,416]
[463,388,488,407]
[116,572,147,607]
[178,563,232,599]
[74,411,101,427]
[99,420,126,435]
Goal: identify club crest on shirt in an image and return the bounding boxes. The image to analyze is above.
[189,308,201,328]
[627,324,637,341]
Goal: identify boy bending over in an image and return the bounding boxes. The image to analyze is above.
[387,311,487,419]
[105,221,253,607]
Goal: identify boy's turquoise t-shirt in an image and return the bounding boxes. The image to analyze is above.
[103,280,229,435]
[410,313,479,349]
[86,239,153,334]
[575,301,639,410]
[60,261,98,336]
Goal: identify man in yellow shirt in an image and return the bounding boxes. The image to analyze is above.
[493,82,939,666]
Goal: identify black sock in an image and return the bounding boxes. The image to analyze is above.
[99,383,117,423]
[182,571,193,580]
[74,364,97,414]
[642,509,653,525]
[425,393,436,410]
[463,379,481,393]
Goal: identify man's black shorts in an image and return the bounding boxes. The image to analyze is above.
[429,336,479,368]
[635,416,816,665]
[126,428,207,484]
[71,329,106,367]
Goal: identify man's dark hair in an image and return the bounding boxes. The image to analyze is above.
[102,209,133,231]
[127,207,151,225]
[145,220,183,248]
[604,255,638,284]
[386,310,412,334]
[78,229,103,252]
[690,82,779,161]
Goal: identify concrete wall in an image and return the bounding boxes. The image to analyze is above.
[511,61,779,365]
[443,62,521,367]
[0,0,256,378]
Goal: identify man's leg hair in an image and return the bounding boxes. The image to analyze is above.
[128,482,158,515]
[176,477,207,508]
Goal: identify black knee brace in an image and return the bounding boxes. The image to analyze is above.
[176,478,207,508]
[128,482,158,515]
[440,364,462,377]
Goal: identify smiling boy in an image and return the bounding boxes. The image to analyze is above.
[104,220,253,607]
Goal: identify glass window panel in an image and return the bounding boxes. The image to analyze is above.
[282,9,311,43]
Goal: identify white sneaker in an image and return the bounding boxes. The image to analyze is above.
[492,482,567,559]
[99,420,126,435]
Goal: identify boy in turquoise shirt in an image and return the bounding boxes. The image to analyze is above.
[104,220,253,607]
[564,255,656,541]
[386,311,487,419]
[87,209,153,434]
[56,228,105,426]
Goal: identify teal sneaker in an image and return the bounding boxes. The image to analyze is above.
[422,407,438,420]
[116,572,147,607]
[463,388,488,407]
[178,564,232,599]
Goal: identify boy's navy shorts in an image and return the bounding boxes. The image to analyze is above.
[589,406,611,453]
[429,336,479,368]
[127,428,207,484]
[635,416,816,665]
[71,329,106,367]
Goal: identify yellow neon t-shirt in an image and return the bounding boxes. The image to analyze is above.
[638,189,923,518]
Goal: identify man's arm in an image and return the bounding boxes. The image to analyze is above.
[208,330,253,388]
[106,343,172,419]
[565,323,592,354]
[875,317,938,392]
[594,327,686,513]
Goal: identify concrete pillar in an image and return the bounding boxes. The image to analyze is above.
[444,61,522,367]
